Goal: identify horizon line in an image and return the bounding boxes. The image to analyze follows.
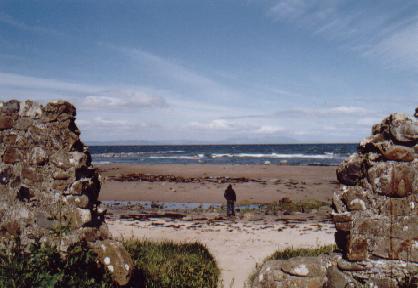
[86,142,358,146]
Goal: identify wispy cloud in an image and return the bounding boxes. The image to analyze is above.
[268,0,337,22]
[0,12,63,37]
[188,119,284,135]
[277,106,370,117]
[267,0,418,72]
[223,105,372,120]
[254,125,284,134]
[189,119,237,131]
[0,72,167,110]
[106,44,243,103]
[82,90,167,109]
[363,21,418,70]
[77,117,157,130]
[0,72,97,95]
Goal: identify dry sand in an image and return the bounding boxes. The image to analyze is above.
[108,218,335,288]
[98,164,339,203]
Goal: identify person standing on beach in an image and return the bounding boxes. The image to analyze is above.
[224,184,236,217]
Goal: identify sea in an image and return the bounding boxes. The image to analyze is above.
[89,143,356,166]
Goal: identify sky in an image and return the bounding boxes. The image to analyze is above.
[0,0,417,144]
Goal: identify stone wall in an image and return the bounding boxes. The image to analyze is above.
[0,100,133,286]
[334,112,417,262]
[253,110,417,287]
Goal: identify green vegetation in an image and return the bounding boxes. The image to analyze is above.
[124,239,220,288]
[0,237,220,288]
[263,199,328,215]
[0,238,113,288]
[246,244,336,287]
[265,244,336,261]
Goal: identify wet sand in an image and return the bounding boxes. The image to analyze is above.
[97,164,339,204]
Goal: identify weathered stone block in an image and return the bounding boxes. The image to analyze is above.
[0,116,14,130]
[334,221,351,232]
[21,167,42,185]
[358,134,385,153]
[19,100,42,118]
[29,147,48,165]
[326,266,358,288]
[336,154,365,186]
[340,186,369,211]
[15,117,34,130]
[385,113,418,144]
[42,101,76,122]
[0,100,20,115]
[2,147,22,164]
[281,256,327,277]
[2,134,17,145]
[378,143,415,162]
[346,235,368,261]
[90,239,134,286]
[0,166,12,184]
[65,194,90,209]
[379,197,417,216]
[367,162,416,197]
[52,169,72,180]
[27,124,47,144]
[336,258,367,271]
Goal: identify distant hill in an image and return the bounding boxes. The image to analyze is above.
[86,135,299,146]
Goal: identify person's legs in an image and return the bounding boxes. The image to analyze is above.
[231,201,235,216]
[227,201,232,216]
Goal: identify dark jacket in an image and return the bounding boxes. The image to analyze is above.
[224,185,236,202]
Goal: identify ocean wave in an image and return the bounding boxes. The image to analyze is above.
[148,155,200,160]
[93,151,206,160]
[92,152,142,158]
[92,151,186,158]
[92,161,112,164]
[92,151,344,160]
[211,152,341,159]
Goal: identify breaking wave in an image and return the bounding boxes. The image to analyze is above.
[210,152,340,159]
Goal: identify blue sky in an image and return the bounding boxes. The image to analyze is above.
[0,0,417,143]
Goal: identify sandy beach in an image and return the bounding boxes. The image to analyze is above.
[108,218,335,288]
[97,164,339,204]
[98,163,339,287]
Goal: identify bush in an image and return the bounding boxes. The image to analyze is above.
[124,239,220,288]
[0,237,113,288]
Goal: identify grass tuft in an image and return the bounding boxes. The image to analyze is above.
[124,239,220,288]
[266,244,336,261]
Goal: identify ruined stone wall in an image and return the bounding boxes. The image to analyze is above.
[253,110,417,287]
[334,112,417,262]
[0,100,132,285]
